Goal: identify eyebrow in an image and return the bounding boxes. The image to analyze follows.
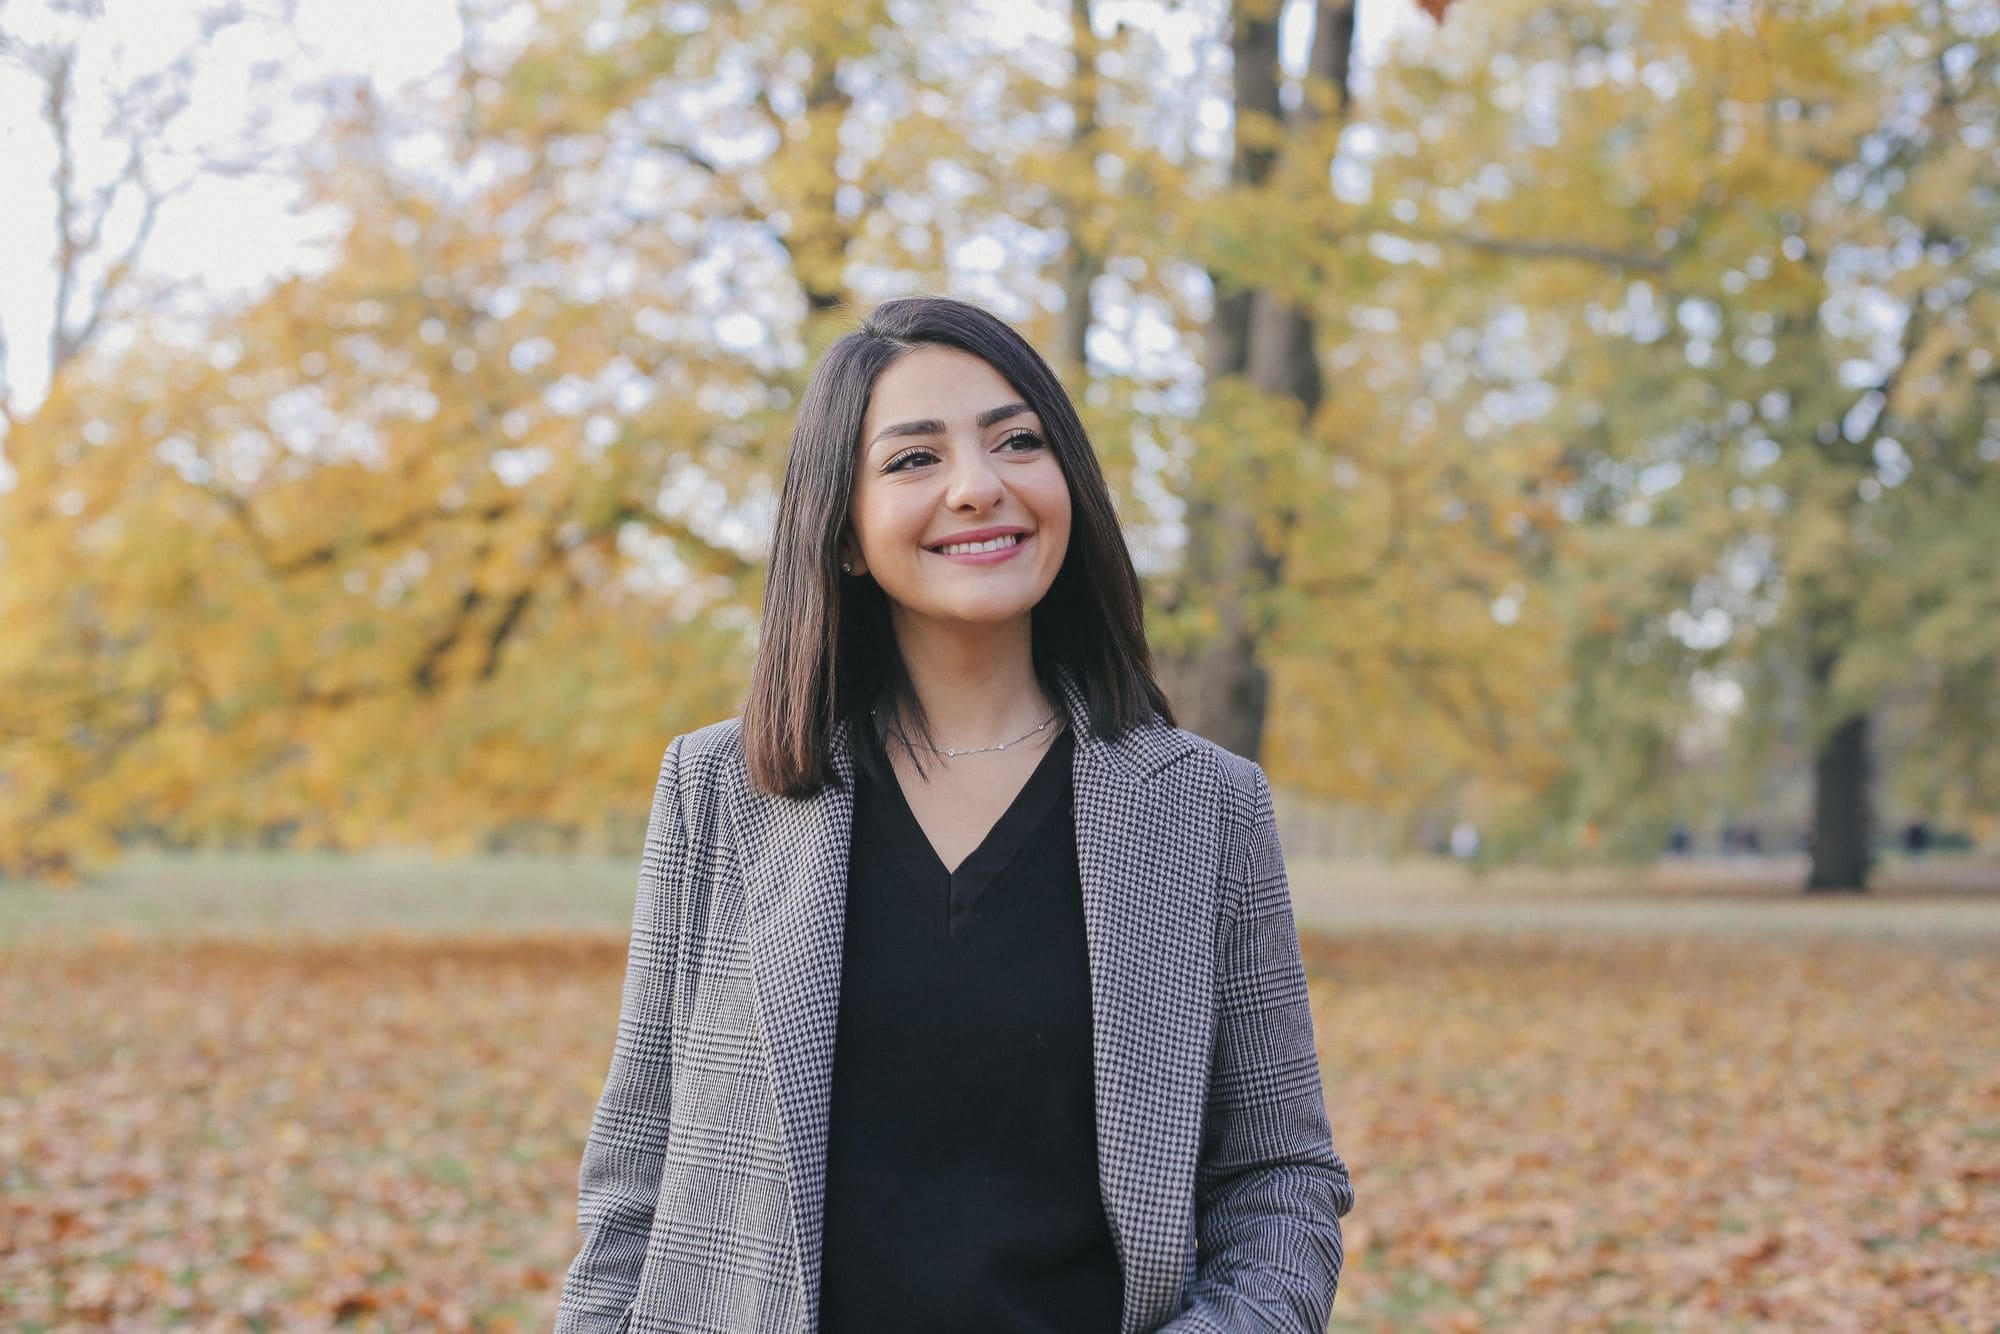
[866,401,1034,452]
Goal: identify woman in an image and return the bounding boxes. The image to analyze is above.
[556,296,1353,1333]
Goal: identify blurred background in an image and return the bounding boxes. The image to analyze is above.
[2,0,1996,1328]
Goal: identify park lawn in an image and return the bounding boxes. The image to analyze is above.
[1,871,1995,1329]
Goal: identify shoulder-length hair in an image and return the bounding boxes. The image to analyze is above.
[743,294,1173,797]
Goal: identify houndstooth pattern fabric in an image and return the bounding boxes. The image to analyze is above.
[555,670,1354,1333]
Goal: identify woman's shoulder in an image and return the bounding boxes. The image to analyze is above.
[1096,720,1274,903]
[659,716,748,795]
[642,718,748,832]
[1092,717,1269,849]
[1120,715,1265,796]
[674,715,746,764]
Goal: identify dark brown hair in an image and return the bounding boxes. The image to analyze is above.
[742,295,1173,797]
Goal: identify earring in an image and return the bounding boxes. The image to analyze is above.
[841,561,853,574]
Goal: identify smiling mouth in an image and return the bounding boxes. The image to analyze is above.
[929,533,1025,556]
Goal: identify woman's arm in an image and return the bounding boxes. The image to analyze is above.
[555,735,688,1333]
[1163,758,1355,1332]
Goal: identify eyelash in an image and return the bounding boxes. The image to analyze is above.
[885,431,1045,473]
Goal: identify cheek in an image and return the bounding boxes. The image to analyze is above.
[850,484,924,556]
[1031,467,1074,536]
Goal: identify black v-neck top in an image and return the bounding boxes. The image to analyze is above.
[817,723,1124,1333]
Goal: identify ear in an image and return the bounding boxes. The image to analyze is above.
[840,534,868,579]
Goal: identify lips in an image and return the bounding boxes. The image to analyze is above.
[932,533,1022,556]
[924,531,1033,565]
[923,526,1030,553]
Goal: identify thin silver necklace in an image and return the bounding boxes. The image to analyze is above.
[871,708,1061,758]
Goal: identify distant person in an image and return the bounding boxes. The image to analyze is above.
[1450,820,1481,860]
[1666,824,1692,856]
[555,297,1354,1332]
[1903,820,1931,857]
[1722,822,1763,856]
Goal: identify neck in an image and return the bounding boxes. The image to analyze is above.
[886,610,1054,748]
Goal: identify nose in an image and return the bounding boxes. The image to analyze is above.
[942,438,1007,512]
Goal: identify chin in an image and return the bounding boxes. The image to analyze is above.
[945,604,1041,626]
[911,595,1045,628]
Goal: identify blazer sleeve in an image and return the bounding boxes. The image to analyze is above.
[1161,758,1355,1332]
[555,735,688,1333]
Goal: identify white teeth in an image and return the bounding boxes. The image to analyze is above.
[935,534,1021,556]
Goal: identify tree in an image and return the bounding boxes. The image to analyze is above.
[0,0,296,419]
[1358,0,2000,887]
[1153,1,1357,757]
[0,0,303,877]
[1144,0,1569,837]
[0,0,1134,875]
[2,0,1571,880]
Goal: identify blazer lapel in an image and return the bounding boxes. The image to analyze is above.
[731,719,857,1327]
[1057,674,1217,1333]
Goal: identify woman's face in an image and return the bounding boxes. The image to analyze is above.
[845,344,1072,636]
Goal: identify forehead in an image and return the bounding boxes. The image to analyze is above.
[861,345,1031,431]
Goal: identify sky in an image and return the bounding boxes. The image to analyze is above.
[0,0,465,416]
[0,0,1431,420]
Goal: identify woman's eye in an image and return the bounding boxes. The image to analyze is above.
[885,449,938,472]
[1000,431,1045,452]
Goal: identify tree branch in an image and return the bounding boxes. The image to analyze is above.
[1396,225,1670,274]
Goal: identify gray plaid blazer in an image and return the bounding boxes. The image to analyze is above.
[556,672,1353,1333]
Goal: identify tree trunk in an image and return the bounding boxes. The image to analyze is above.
[1055,0,1103,379]
[1162,1,1354,759]
[1806,710,1872,892]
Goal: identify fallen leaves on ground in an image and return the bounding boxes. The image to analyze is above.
[2,938,611,1330]
[1,931,1994,1329]
[1306,932,2000,1331]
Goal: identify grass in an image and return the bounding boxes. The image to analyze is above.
[7,848,1996,949]
[1284,851,2000,945]
[0,850,641,947]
